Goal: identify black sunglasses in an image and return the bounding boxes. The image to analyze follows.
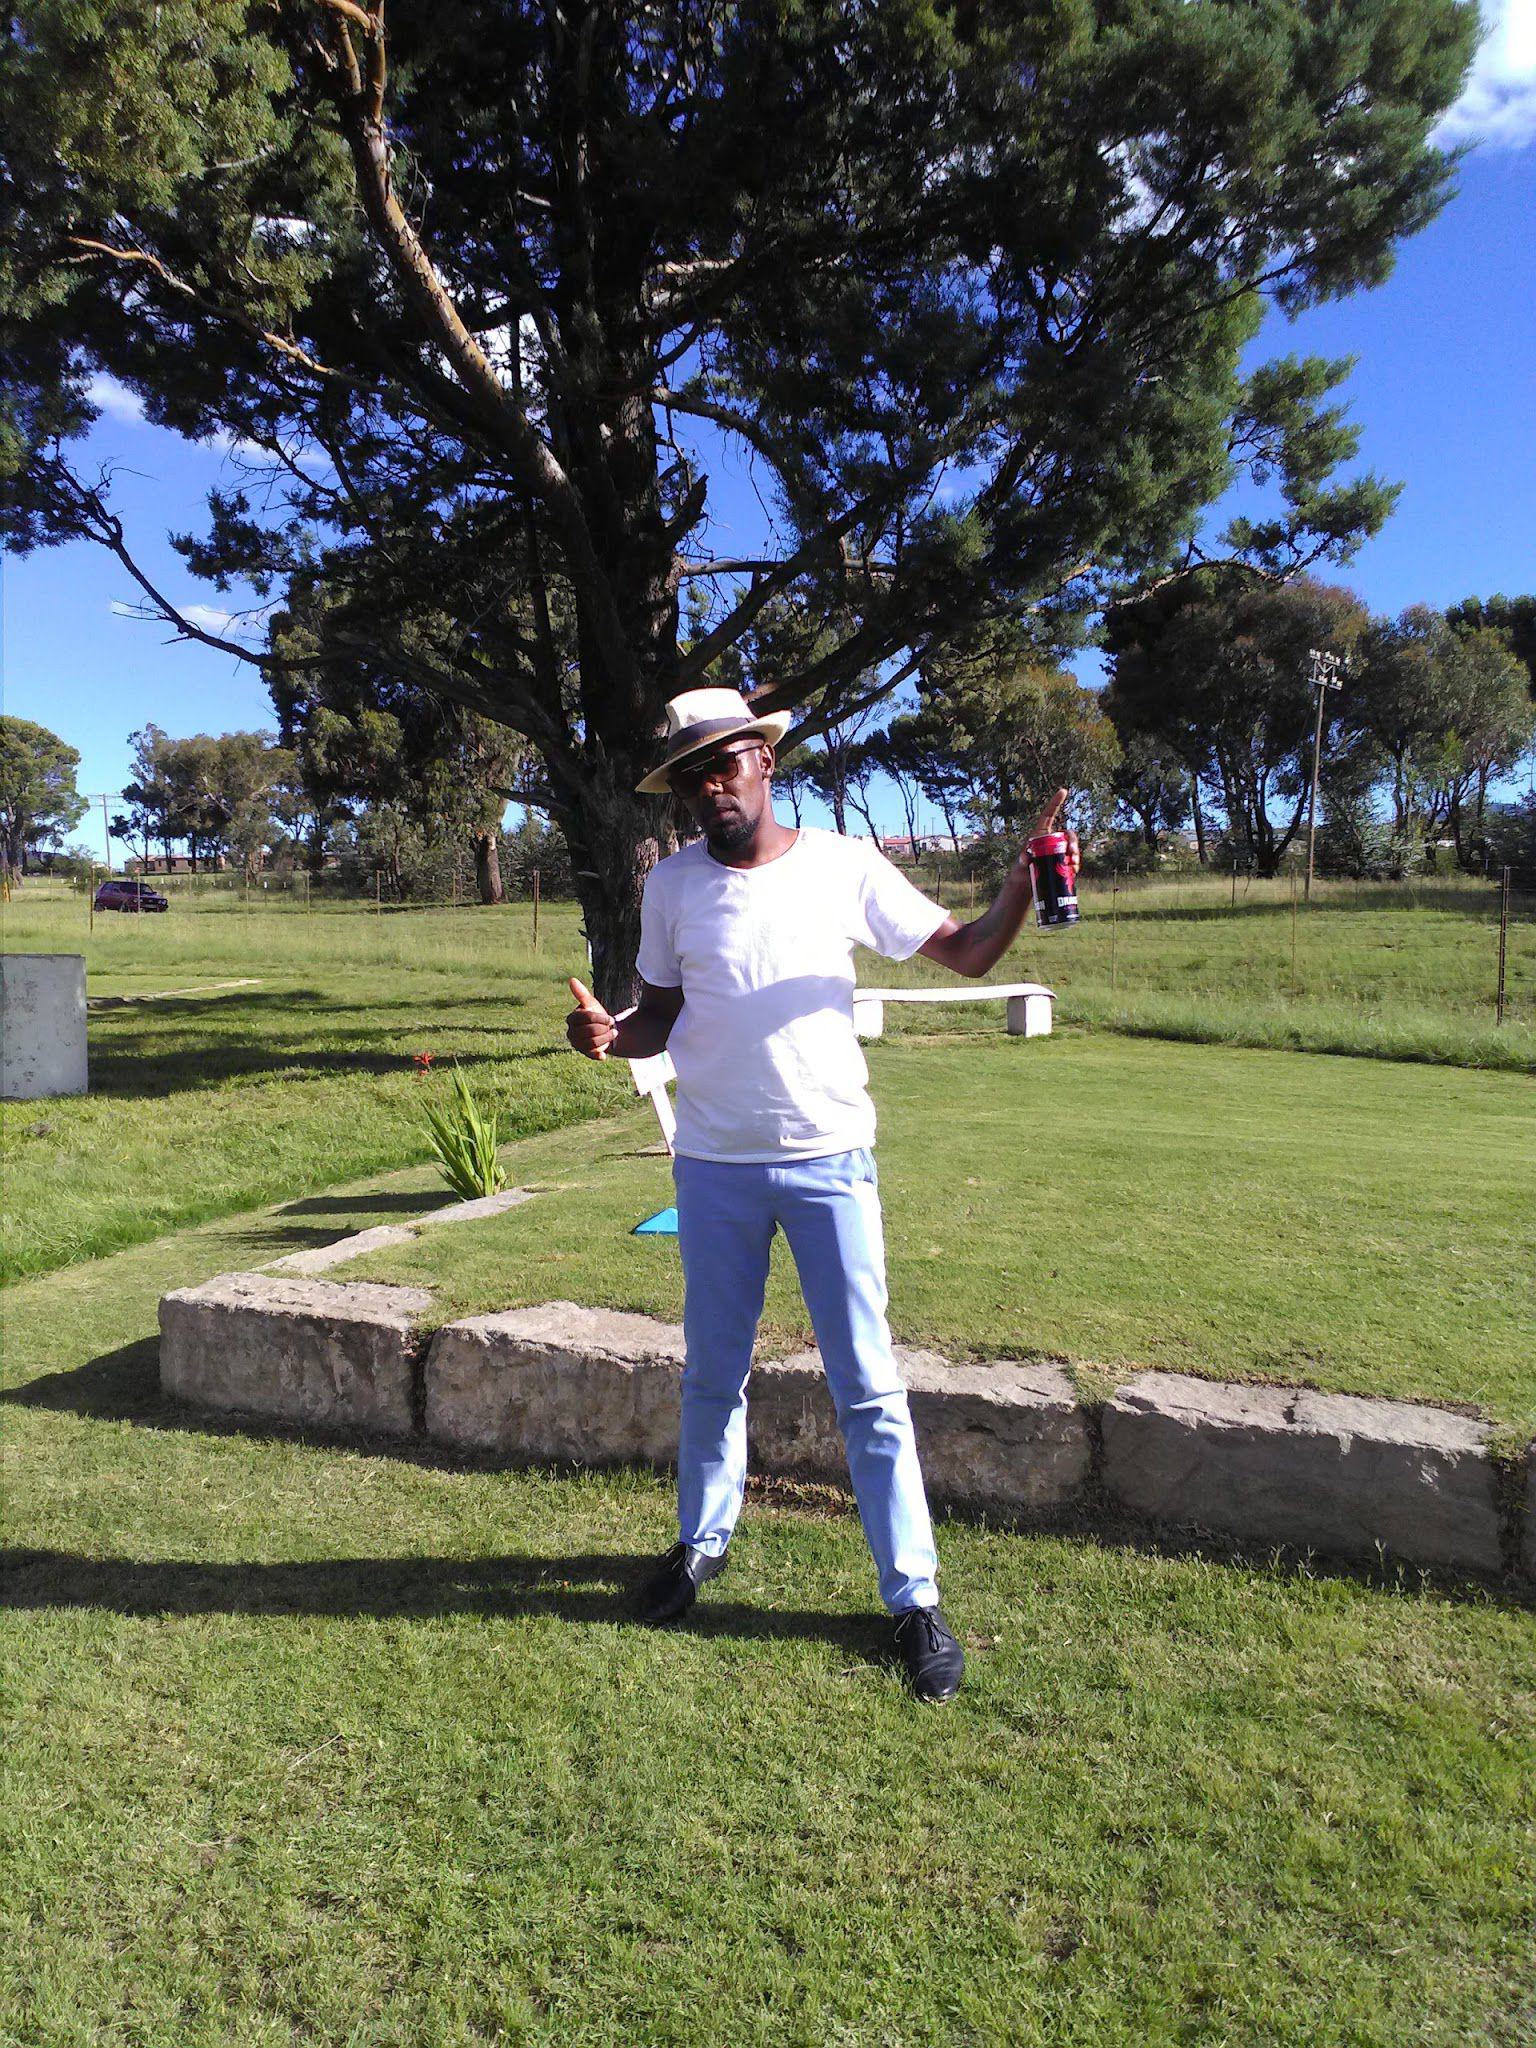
[667,739,765,795]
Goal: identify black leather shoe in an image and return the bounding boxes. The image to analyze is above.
[892,1605,965,1702]
[635,1542,729,1624]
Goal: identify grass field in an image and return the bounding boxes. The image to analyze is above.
[2,871,1532,1285]
[0,888,627,1283]
[338,1033,1536,1432]
[3,1182,1534,2047]
[881,868,1535,1070]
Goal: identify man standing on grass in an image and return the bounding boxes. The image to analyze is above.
[565,688,1077,1702]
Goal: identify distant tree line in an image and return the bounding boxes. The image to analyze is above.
[6,579,1531,896]
[1103,583,1535,878]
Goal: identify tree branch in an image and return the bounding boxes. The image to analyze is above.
[320,7,639,697]
[64,238,353,385]
[49,461,329,670]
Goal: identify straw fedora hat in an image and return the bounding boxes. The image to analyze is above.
[635,687,792,795]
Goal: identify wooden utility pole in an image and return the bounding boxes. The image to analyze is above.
[532,867,541,951]
[1304,649,1344,902]
[1496,866,1511,1027]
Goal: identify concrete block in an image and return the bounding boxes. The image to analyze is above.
[2,953,87,1099]
[159,1272,433,1436]
[750,1347,1090,1510]
[1005,990,1054,1037]
[412,1188,536,1230]
[266,1224,418,1275]
[1102,1372,1502,1573]
[425,1302,685,1463]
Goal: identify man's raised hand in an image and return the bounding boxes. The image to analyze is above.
[566,976,617,1061]
[1024,787,1080,878]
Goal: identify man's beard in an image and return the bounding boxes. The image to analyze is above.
[704,807,756,854]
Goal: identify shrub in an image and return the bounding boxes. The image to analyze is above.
[421,1066,507,1201]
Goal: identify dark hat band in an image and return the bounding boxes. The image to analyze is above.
[660,715,767,766]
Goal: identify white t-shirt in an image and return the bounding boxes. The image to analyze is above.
[636,827,949,1163]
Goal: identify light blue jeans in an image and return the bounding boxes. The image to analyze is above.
[672,1147,940,1613]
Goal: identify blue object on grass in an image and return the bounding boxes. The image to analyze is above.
[633,1206,679,1236]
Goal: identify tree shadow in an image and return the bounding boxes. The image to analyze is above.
[84,993,568,1095]
[275,1190,454,1218]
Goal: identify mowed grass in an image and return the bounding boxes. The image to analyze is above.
[882,869,1535,1071]
[348,1035,1536,1432]
[0,887,626,1283]
[2,871,1531,1288]
[3,1190,1534,2047]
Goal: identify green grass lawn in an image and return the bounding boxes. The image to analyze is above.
[2,872,1531,1285]
[3,1184,1534,2046]
[344,1034,1536,1433]
[0,889,627,1284]
[881,869,1535,1071]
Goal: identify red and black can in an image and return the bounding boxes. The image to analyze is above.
[1026,831,1079,931]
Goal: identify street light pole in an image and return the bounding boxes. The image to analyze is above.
[1304,649,1343,903]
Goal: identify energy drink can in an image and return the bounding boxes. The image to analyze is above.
[1026,831,1079,931]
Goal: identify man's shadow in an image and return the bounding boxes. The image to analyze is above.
[0,1545,895,1667]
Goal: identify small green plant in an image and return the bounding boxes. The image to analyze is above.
[421,1063,507,1200]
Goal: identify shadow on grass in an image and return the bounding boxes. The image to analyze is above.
[0,1543,894,1663]
[274,1189,458,1218]
[5,1345,1528,1614]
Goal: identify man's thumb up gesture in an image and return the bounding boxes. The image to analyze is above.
[566,976,617,1061]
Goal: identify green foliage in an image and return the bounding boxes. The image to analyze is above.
[421,1063,507,1201]
[3,0,1477,994]
[1103,576,1371,874]
[1349,608,1536,862]
[1484,797,1536,888]
[0,713,87,875]
[1447,592,1536,698]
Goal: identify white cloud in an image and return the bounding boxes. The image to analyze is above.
[110,598,260,640]
[1436,0,1536,148]
[85,372,146,425]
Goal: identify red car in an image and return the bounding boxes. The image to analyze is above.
[94,878,170,912]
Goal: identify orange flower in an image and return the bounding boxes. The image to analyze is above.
[413,1050,435,1075]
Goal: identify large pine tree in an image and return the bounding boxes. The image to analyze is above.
[2,0,1475,995]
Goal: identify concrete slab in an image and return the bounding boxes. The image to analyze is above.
[159,1271,433,1437]
[413,1188,537,1229]
[266,1225,418,1275]
[2,953,87,1099]
[425,1302,685,1464]
[750,1347,1090,1510]
[1102,1372,1502,1574]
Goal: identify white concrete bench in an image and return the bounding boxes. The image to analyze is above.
[853,983,1054,1040]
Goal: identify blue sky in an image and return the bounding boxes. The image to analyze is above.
[3,5,1533,856]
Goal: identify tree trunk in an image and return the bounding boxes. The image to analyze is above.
[558,775,667,1013]
[473,828,504,905]
[1190,782,1209,866]
[896,777,919,849]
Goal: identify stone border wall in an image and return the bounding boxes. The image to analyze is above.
[158,1278,1535,1585]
